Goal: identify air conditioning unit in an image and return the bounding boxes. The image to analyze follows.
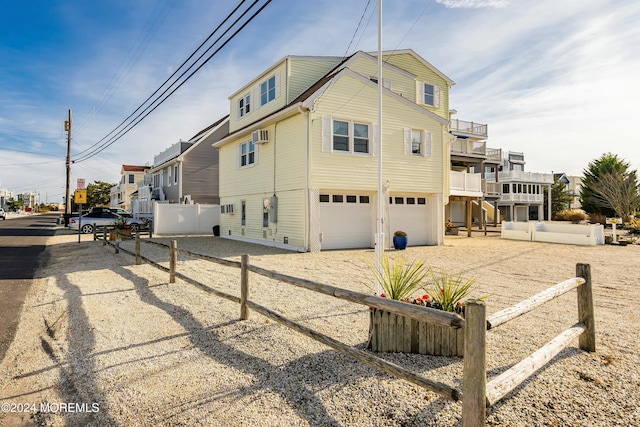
[252,129,269,144]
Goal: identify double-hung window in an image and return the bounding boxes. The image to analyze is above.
[411,130,422,155]
[260,75,276,106]
[238,93,251,117]
[330,119,370,154]
[419,82,441,107]
[240,141,256,167]
[403,128,432,157]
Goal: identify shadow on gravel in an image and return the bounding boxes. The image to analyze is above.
[35,244,117,426]
[112,262,461,426]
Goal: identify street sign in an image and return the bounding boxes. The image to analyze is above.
[74,189,87,204]
[77,179,86,190]
[606,217,622,224]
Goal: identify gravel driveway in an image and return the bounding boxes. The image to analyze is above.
[0,234,638,426]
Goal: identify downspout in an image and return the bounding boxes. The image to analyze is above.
[298,105,310,251]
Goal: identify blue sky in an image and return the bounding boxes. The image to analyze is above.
[1,0,638,204]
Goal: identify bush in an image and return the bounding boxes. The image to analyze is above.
[588,213,606,225]
[624,218,640,235]
[555,209,587,223]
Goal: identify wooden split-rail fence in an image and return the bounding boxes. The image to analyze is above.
[97,232,596,427]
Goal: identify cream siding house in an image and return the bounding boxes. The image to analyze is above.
[216,50,453,251]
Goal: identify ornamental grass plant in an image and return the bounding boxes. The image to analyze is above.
[423,268,484,313]
[369,255,430,301]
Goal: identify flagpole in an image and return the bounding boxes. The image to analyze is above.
[375,0,384,294]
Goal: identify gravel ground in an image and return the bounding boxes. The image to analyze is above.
[0,233,639,426]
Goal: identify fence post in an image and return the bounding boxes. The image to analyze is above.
[240,254,249,320]
[463,300,487,427]
[93,223,97,241]
[169,240,177,283]
[135,231,141,265]
[115,238,120,254]
[102,226,107,246]
[576,263,596,352]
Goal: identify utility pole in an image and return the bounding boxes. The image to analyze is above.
[64,109,72,215]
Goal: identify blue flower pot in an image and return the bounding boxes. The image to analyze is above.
[393,235,408,250]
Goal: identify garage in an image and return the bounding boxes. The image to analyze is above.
[388,196,430,246]
[319,193,372,250]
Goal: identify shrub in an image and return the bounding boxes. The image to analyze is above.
[393,230,407,237]
[555,209,587,223]
[422,269,484,313]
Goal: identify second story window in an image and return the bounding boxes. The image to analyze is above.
[331,119,370,154]
[260,75,277,106]
[240,141,256,167]
[404,128,432,157]
[238,93,251,117]
[128,174,135,184]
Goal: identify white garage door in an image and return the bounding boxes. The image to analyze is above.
[319,194,372,250]
[389,196,429,246]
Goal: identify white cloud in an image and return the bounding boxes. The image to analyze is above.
[436,0,509,8]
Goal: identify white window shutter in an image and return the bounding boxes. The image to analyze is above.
[236,143,241,169]
[253,86,261,110]
[403,128,412,155]
[253,144,258,165]
[275,71,281,99]
[417,81,424,105]
[434,85,441,108]
[424,131,432,157]
[321,116,332,152]
[373,124,380,157]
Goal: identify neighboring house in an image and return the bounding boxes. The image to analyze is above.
[110,165,151,210]
[148,116,229,205]
[446,111,502,231]
[554,173,582,210]
[0,188,14,209]
[484,151,554,222]
[214,49,456,251]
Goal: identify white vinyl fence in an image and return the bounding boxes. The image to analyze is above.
[153,202,220,235]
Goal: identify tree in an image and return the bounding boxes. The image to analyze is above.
[588,170,640,221]
[87,180,115,207]
[544,176,573,219]
[7,199,23,212]
[580,153,637,217]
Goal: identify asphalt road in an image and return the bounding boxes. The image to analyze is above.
[0,213,68,364]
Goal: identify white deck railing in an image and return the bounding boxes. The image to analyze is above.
[450,119,488,138]
[451,139,487,156]
[450,170,482,193]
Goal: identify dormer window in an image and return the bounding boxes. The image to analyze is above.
[238,93,251,117]
[260,74,278,106]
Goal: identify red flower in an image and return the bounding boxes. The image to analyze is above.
[380,293,386,298]
[416,297,423,303]
[441,289,445,295]
[422,294,430,300]
[456,301,463,306]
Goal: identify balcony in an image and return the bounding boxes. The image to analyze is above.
[450,170,483,197]
[486,148,502,163]
[500,193,544,203]
[450,119,488,138]
[485,171,554,184]
[154,141,193,166]
[451,139,486,157]
[482,180,501,197]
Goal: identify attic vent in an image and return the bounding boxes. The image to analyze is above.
[252,129,269,144]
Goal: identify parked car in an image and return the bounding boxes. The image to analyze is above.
[68,211,146,234]
[0,208,6,220]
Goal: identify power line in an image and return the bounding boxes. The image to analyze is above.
[72,0,264,162]
[342,0,373,59]
[74,0,178,138]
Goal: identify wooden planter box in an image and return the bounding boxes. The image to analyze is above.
[367,308,464,357]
